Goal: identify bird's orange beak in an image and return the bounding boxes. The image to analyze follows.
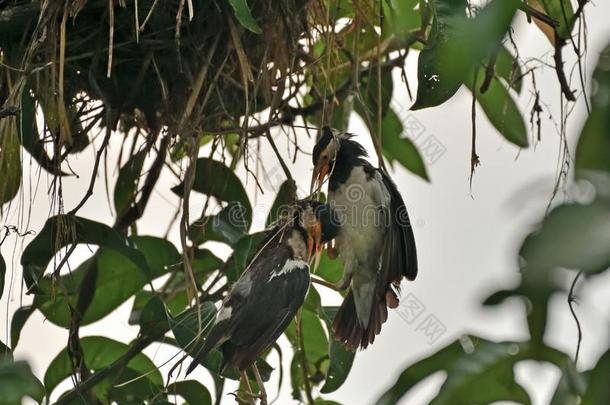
[310,162,330,195]
[307,221,323,272]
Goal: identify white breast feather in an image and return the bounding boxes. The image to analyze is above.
[330,166,390,272]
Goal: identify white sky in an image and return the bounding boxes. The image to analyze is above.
[2,4,610,405]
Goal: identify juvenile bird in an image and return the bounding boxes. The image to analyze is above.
[186,200,339,381]
[311,126,418,350]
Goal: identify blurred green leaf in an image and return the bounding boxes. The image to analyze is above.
[21,215,151,292]
[495,45,523,93]
[467,72,528,147]
[10,306,34,350]
[35,236,178,327]
[383,0,420,39]
[377,337,468,405]
[173,157,252,228]
[411,0,468,109]
[314,251,344,284]
[576,43,610,174]
[227,0,262,34]
[582,348,610,405]
[439,0,520,86]
[550,360,586,405]
[521,200,610,275]
[44,336,162,397]
[0,360,45,404]
[0,340,11,361]
[0,118,21,205]
[114,149,147,217]
[381,109,430,180]
[429,341,531,405]
[167,380,212,405]
[538,0,575,41]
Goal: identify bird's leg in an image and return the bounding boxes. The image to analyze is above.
[252,364,268,405]
[327,241,338,259]
[239,370,256,405]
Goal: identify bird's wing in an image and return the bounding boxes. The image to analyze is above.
[378,169,418,283]
[230,258,310,349]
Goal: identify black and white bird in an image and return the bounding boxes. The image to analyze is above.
[186,200,339,378]
[311,126,418,350]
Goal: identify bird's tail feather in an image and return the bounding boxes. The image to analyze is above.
[332,290,392,350]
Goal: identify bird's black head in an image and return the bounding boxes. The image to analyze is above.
[311,126,367,194]
[312,126,336,166]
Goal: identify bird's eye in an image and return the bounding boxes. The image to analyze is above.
[322,155,328,160]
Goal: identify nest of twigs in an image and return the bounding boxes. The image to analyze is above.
[1,0,315,152]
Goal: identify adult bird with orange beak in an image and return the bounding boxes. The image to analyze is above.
[311,126,418,350]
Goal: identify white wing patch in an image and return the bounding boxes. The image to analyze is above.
[268,259,307,281]
[216,305,232,322]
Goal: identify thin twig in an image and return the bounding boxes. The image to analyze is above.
[469,69,480,190]
[567,271,583,366]
[68,116,113,215]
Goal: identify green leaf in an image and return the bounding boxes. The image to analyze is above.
[383,0,420,39]
[582,348,610,405]
[467,71,528,147]
[34,236,179,327]
[0,360,45,404]
[315,251,344,284]
[575,43,610,174]
[318,307,355,394]
[227,0,262,34]
[0,117,21,205]
[550,360,586,405]
[320,335,354,393]
[225,231,268,282]
[18,87,65,176]
[429,341,531,405]
[495,45,523,93]
[0,340,11,361]
[411,0,468,109]
[538,0,575,41]
[167,380,212,405]
[189,202,250,246]
[266,180,294,227]
[114,149,147,217]
[438,0,520,86]
[377,337,468,405]
[381,109,430,180]
[285,309,328,378]
[172,158,252,228]
[139,295,170,337]
[414,0,520,109]
[44,336,162,397]
[21,215,151,292]
[10,306,34,350]
[520,200,610,275]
